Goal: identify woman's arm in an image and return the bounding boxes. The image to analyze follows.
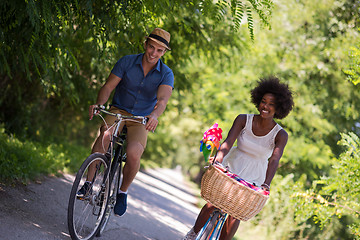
[262,129,288,190]
[215,114,246,163]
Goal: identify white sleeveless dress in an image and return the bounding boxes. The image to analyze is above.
[222,114,283,186]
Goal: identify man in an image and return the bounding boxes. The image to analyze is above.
[79,28,174,217]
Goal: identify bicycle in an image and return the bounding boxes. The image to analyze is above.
[67,105,147,240]
[193,123,268,240]
[191,160,270,240]
[196,206,228,240]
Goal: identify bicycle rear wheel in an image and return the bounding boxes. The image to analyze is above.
[67,153,110,240]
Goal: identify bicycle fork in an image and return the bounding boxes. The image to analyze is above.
[197,211,228,240]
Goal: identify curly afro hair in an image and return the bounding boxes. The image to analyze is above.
[250,76,294,119]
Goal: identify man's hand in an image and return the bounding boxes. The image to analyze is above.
[89,105,98,120]
[145,113,158,132]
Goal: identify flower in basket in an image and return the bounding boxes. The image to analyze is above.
[200,123,223,162]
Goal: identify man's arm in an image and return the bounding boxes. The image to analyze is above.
[89,73,121,120]
[146,84,173,132]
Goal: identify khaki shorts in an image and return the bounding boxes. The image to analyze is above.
[102,106,148,149]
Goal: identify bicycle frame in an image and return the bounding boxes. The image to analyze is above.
[97,106,147,191]
[196,209,228,240]
[97,107,147,158]
[95,106,147,234]
[67,106,147,240]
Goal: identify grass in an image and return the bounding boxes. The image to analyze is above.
[0,127,89,184]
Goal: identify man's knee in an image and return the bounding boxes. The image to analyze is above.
[99,125,111,135]
[126,142,144,160]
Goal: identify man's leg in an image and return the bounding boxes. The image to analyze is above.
[77,125,114,196]
[91,126,112,154]
[119,141,144,192]
[91,106,123,154]
[114,119,147,216]
[83,126,113,182]
[82,107,120,185]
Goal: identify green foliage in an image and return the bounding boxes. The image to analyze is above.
[249,0,360,155]
[1,0,360,238]
[158,0,360,239]
[142,114,204,170]
[236,174,299,240]
[0,126,88,184]
[293,132,360,239]
[213,0,273,40]
[0,0,273,145]
[343,35,360,85]
[235,172,355,240]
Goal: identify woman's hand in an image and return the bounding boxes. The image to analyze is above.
[208,156,215,164]
[261,183,270,192]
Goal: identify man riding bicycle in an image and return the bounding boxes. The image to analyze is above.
[77,27,174,217]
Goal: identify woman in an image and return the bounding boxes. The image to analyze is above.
[183,76,294,240]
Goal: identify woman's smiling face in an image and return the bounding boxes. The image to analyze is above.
[258,93,276,118]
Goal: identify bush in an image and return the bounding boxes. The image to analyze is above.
[0,126,88,184]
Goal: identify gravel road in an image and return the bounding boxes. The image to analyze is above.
[0,167,200,240]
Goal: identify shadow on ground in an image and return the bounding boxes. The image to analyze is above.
[0,168,199,240]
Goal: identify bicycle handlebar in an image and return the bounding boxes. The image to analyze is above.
[95,105,148,125]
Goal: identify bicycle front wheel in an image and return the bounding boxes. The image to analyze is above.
[67,153,110,240]
[96,159,122,237]
[197,211,227,240]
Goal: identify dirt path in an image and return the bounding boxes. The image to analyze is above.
[0,167,200,240]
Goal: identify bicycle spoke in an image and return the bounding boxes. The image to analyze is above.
[75,201,93,235]
[96,159,122,237]
[68,154,109,240]
[74,196,103,236]
[68,108,143,240]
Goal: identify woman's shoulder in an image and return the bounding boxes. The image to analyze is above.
[275,128,288,142]
[234,114,248,129]
[235,114,247,121]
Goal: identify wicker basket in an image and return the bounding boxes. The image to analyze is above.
[200,164,269,221]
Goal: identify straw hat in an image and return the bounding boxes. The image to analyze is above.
[146,28,171,50]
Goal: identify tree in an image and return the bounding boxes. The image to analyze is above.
[293,132,360,239]
[158,0,360,239]
[0,0,273,143]
[343,35,360,86]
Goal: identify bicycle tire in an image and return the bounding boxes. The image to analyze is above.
[96,158,122,236]
[96,143,126,236]
[67,153,110,240]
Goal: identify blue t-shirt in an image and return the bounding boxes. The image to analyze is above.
[111,53,174,116]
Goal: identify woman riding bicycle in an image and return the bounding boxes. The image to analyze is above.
[183,76,294,240]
